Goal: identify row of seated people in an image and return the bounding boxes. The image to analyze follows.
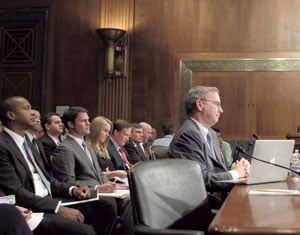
[0,96,134,235]
[0,98,176,235]
[0,92,237,234]
[37,113,151,172]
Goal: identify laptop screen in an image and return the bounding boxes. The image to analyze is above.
[247,140,295,184]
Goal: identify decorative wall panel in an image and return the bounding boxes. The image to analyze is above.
[0,8,48,111]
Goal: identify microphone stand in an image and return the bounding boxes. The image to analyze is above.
[236,146,300,176]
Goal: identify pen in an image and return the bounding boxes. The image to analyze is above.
[251,189,300,194]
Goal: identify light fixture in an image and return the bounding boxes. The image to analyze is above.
[96,28,126,79]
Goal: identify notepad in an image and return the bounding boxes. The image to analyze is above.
[249,188,300,195]
[27,213,44,231]
[98,189,130,199]
[61,190,99,206]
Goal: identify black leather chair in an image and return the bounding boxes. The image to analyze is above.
[149,145,169,160]
[128,159,214,235]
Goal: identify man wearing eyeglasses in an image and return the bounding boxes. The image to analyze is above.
[169,86,250,208]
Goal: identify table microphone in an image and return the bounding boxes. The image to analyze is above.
[252,133,260,140]
[236,146,300,176]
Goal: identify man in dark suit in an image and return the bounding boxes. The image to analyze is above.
[169,86,250,207]
[124,123,146,164]
[51,107,134,235]
[0,96,117,235]
[40,112,64,164]
[108,119,132,170]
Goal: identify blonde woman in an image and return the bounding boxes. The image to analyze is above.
[87,116,127,180]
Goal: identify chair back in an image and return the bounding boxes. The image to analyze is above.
[149,145,169,159]
[128,159,212,232]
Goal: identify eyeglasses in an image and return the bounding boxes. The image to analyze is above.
[201,99,222,108]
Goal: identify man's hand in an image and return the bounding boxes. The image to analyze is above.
[96,182,116,193]
[72,185,90,199]
[114,170,127,179]
[58,206,84,222]
[16,205,32,221]
[231,158,251,178]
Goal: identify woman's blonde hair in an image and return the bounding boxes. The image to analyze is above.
[87,116,112,159]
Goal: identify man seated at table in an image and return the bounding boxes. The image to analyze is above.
[169,86,250,208]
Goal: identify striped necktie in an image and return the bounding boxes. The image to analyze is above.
[207,132,216,160]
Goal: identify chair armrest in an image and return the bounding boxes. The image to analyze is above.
[135,224,204,235]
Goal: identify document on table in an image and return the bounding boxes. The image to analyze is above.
[249,188,300,195]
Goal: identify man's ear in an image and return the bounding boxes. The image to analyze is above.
[6,111,16,121]
[67,121,74,129]
[196,99,203,112]
[45,123,50,131]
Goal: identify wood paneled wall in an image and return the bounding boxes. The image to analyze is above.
[131,0,300,138]
[2,0,300,139]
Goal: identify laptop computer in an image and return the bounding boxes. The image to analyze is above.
[218,139,295,184]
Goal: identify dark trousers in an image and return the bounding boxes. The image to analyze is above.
[34,197,117,235]
[0,204,33,235]
[116,197,135,235]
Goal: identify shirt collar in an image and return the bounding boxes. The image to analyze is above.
[190,117,209,140]
[68,134,85,146]
[110,137,121,150]
[3,127,26,150]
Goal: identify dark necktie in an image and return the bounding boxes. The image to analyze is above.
[32,138,40,153]
[119,147,132,167]
[23,140,52,196]
[137,144,146,161]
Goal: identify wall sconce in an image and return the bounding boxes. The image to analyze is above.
[96,28,126,79]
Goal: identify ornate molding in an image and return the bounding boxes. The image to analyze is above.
[180,57,300,121]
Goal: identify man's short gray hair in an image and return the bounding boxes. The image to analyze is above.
[184,86,219,115]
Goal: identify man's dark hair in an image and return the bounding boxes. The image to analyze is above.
[41,112,61,132]
[162,122,175,135]
[130,123,143,131]
[62,106,88,130]
[113,119,130,132]
[0,96,24,126]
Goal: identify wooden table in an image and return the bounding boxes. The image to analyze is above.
[209,177,300,234]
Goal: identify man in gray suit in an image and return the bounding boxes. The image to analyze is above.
[169,86,250,208]
[51,106,134,235]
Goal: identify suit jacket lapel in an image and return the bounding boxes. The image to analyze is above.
[208,129,227,170]
[188,119,227,170]
[67,136,101,182]
[2,132,35,182]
